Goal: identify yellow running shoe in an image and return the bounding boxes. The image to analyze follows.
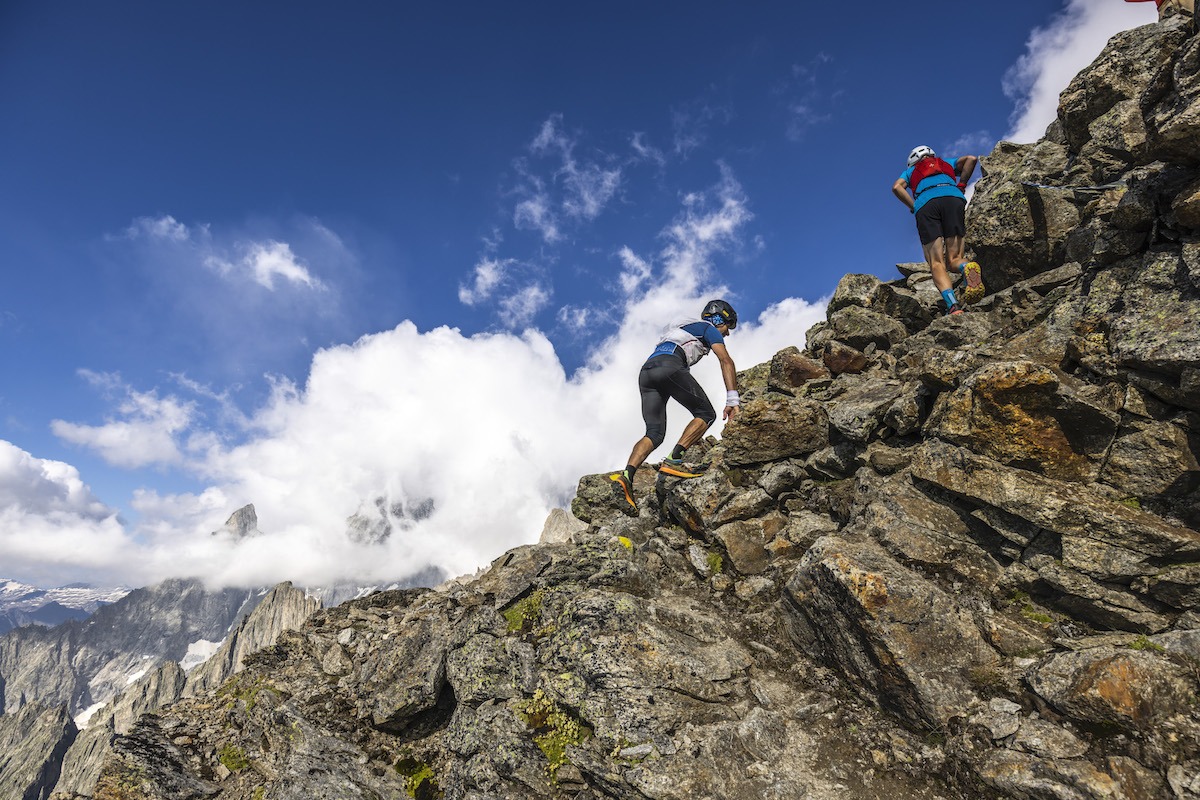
[962,261,985,304]
[609,472,638,516]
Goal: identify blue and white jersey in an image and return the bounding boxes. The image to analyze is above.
[900,156,965,213]
[647,318,725,366]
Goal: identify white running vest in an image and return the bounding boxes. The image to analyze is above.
[656,318,711,366]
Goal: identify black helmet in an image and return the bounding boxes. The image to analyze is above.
[701,299,737,329]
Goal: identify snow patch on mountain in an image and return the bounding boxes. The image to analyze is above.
[180,639,222,673]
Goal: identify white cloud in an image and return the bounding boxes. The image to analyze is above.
[617,246,652,295]
[0,440,114,520]
[458,257,550,330]
[116,214,328,292]
[458,257,512,305]
[245,241,323,290]
[0,440,136,587]
[780,53,834,142]
[511,114,623,244]
[659,163,753,286]
[23,166,825,592]
[499,284,551,326]
[121,214,192,243]
[670,101,730,158]
[556,305,593,331]
[50,372,195,469]
[513,191,561,244]
[205,240,324,290]
[630,132,666,168]
[945,131,995,160]
[1003,0,1155,143]
[562,162,621,221]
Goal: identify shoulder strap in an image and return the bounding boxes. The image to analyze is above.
[910,157,957,196]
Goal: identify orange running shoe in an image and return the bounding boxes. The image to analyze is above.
[658,458,707,478]
[609,472,638,516]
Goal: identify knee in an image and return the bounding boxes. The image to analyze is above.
[697,407,717,427]
[644,425,666,449]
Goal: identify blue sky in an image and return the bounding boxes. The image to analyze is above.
[0,1,1156,589]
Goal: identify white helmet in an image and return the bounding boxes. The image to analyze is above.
[908,145,935,166]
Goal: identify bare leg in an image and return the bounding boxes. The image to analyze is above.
[675,417,710,451]
[627,415,711,469]
[625,437,655,470]
[945,235,966,272]
[922,236,952,293]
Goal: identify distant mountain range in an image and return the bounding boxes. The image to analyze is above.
[0,568,446,799]
[0,579,131,635]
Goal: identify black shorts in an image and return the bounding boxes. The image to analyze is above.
[639,354,716,443]
[914,195,967,245]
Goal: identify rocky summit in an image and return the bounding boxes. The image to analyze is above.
[58,14,1200,800]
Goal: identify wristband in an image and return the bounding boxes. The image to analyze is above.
[726,390,740,407]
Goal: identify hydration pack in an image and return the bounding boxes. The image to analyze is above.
[654,318,711,366]
[909,156,957,196]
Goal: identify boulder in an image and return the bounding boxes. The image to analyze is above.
[1106,250,1200,377]
[968,142,1081,289]
[827,273,882,315]
[784,534,997,728]
[1145,20,1200,164]
[1173,174,1200,228]
[827,306,908,351]
[1099,416,1200,498]
[766,346,829,394]
[1026,646,1193,730]
[1057,20,1189,152]
[911,441,1200,575]
[719,396,828,467]
[924,360,1121,482]
[821,339,869,374]
[357,601,452,731]
[1072,100,1149,183]
[572,467,658,523]
[853,475,1002,588]
[826,378,910,443]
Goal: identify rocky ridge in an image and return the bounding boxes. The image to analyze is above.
[0,702,76,800]
[47,13,1200,800]
[0,578,259,720]
[44,583,321,798]
[0,572,437,798]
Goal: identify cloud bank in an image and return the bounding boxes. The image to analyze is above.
[0,441,132,587]
[3,169,825,591]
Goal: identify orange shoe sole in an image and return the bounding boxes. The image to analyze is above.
[658,462,705,478]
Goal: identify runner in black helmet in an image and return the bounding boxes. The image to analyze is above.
[610,299,740,515]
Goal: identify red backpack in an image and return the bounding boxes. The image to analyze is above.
[909,156,957,196]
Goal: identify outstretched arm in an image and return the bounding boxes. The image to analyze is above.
[892,178,914,213]
[954,155,979,188]
[711,343,740,420]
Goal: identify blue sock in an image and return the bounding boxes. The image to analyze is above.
[941,289,957,310]
[958,262,968,275]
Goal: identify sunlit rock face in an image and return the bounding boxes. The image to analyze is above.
[27,15,1200,800]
